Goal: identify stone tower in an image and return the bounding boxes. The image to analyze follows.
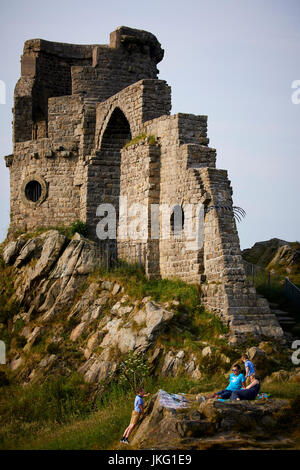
[4,26,284,342]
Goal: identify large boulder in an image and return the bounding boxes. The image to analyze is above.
[37,235,98,322]
[77,299,174,382]
[130,392,293,450]
[161,350,185,377]
[2,238,26,264]
[78,357,117,383]
[15,230,67,302]
[98,300,174,355]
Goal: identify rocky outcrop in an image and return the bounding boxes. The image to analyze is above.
[1,230,181,383]
[263,368,300,384]
[130,393,295,450]
[77,298,175,383]
[0,230,291,387]
[242,238,300,273]
[3,238,26,264]
[9,231,99,325]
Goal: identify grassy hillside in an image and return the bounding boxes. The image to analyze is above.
[0,233,299,450]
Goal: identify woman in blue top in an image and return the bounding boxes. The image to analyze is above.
[205,364,246,400]
[230,374,260,401]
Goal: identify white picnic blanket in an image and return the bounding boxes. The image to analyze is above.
[158,389,189,409]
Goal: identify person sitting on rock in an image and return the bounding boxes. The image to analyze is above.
[230,374,260,401]
[241,354,256,385]
[205,364,246,400]
[120,387,150,445]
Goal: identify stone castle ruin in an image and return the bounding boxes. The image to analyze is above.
[4,26,284,342]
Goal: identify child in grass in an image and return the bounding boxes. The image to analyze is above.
[242,354,256,385]
[120,387,150,445]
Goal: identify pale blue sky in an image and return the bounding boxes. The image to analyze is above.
[0,0,299,248]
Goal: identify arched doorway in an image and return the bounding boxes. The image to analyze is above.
[86,107,131,243]
[99,107,131,211]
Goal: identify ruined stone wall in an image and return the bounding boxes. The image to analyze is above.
[94,79,171,147]
[7,142,81,234]
[10,29,167,237]
[48,94,98,156]
[14,39,93,143]
[71,48,158,101]
[14,27,164,144]
[8,94,95,235]
[143,114,212,283]
[48,95,83,148]
[83,79,171,239]
[71,26,163,101]
[118,141,161,278]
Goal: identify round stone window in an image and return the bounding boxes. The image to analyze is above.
[21,175,47,207]
[25,180,42,202]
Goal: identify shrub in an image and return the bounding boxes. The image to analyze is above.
[69,221,88,238]
[15,335,26,349]
[118,351,150,391]
[0,371,9,387]
[46,342,60,355]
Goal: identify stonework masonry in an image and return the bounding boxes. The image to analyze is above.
[4,26,284,343]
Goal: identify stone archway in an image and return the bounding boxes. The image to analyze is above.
[86,107,131,241]
[99,107,131,209]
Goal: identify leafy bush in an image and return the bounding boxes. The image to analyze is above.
[15,335,26,349]
[0,371,9,387]
[118,351,150,391]
[46,342,60,355]
[69,220,88,238]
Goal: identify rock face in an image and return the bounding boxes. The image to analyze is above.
[0,230,289,387]
[78,299,175,383]
[263,368,300,384]
[131,393,295,450]
[10,231,99,325]
[242,238,300,273]
[3,239,26,264]
[1,230,181,384]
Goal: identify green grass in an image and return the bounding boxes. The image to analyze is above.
[0,368,299,450]
[0,381,133,450]
[0,373,93,425]
[96,263,202,314]
[123,133,156,149]
[0,373,225,450]
[262,380,300,400]
[4,220,88,243]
